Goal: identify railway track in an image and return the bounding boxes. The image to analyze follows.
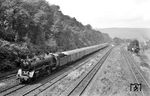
[0,72,20,94]
[60,47,112,96]
[29,47,112,96]
[122,48,150,96]
[0,46,112,96]
[0,47,104,92]
[0,71,17,81]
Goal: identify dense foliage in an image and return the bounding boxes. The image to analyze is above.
[0,0,111,72]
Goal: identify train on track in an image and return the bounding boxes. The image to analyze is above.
[127,40,140,54]
[16,43,109,83]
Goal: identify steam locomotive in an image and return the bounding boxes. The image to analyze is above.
[127,40,140,54]
[16,43,109,83]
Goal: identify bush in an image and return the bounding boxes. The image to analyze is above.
[0,60,16,72]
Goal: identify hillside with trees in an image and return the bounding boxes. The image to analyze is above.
[0,0,111,72]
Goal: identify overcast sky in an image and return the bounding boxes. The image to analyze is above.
[47,0,150,41]
[47,0,150,28]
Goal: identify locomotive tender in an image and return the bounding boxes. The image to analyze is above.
[17,43,109,83]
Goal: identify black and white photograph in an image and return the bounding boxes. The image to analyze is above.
[0,0,150,96]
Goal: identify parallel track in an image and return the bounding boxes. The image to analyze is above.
[64,47,112,96]
[0,71,17,81]
[27,47,112,96]
[0,47,111,96]
[122,49,150,96]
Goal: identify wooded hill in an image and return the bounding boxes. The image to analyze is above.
[0,0,111,72]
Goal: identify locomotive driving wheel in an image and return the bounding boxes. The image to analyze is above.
[32,71,39,80]
[20,78,25,83]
